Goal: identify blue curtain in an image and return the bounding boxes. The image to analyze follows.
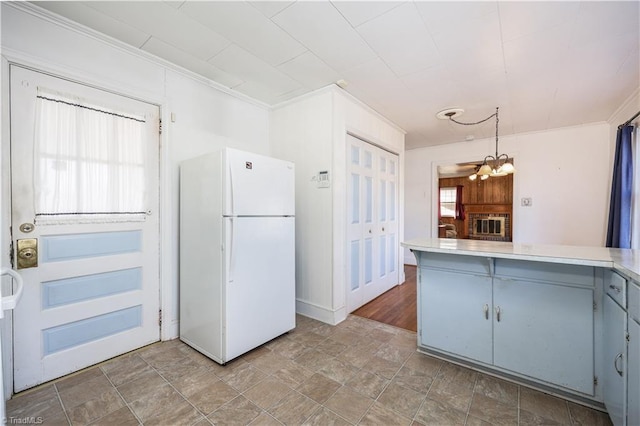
[606,125,634,248]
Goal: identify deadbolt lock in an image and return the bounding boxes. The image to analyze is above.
[19,223,35,233]
[17,238,38,269]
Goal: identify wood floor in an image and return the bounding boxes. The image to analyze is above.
[352,265,417,332]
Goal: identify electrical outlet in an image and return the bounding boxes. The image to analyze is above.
[521,197,532,207]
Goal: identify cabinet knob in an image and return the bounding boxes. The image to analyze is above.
[495,306,501,322]
[483,304,489,320]
[609,285,621,294]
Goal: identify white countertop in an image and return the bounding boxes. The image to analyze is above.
[402,238,640,283]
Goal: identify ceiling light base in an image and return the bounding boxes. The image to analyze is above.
[436,108,464,120]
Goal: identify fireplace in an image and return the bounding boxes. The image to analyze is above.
[468,213,511,241]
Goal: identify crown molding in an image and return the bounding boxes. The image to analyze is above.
[3,2,270,110]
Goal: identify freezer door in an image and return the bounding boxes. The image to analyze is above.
[224,217,295,361]
[224,148,295,216]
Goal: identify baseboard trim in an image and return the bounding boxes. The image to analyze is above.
[296,299,346,325]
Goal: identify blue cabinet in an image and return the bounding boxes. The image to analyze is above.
[628,318,639,426]
[406,243,640,425]
[417,252,596,397]
[604,293,627,426]
[420,269,492,364]
[493,278,594,394]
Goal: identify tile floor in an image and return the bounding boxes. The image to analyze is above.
[7,315,612,425]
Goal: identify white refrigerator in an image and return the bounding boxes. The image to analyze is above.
[179,148,295,364]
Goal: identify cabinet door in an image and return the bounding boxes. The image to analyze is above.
[628,319,639,426]
[603,294,626,426]
[420,269,492,364]
[493,278,594,394]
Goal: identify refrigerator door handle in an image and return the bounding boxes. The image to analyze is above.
[228,156,235,217]
[228,218,235,283]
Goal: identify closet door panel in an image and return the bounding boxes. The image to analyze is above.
[347,135,399,312]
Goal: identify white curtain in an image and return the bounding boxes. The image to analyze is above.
[34,88,147,223]
[632,126,640,249]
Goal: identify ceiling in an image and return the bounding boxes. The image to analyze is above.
[31,1,640,150]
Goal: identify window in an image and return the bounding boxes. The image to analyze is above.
[34,88,147,223]
[440,187,457,217]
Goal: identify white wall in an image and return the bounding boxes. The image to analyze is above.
[163,70,268,335]
[271,87,405,325]
[1,3,269,394]
[271,90,335,317]
[404,122,612,264]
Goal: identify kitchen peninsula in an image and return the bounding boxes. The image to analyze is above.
[402,238,640,425]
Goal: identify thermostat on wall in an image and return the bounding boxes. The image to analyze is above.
[317,171,330,188]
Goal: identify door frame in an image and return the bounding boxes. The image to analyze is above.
[430,155,520,245]
[1,53,173,396]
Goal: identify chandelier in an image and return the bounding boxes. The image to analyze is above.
[437,107,515,180]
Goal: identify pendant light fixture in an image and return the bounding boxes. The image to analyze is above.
[437,107,515,180]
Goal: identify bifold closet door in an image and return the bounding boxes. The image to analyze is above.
[346,134,399,312]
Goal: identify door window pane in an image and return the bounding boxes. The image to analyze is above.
[351,146,359,165]
[365,177,373,223]
[365,238,372,284]
[35,89,147,222]
[379,235,386,277]
[351,174,360,224]
[350,240,360,291]
[390,182,396,221]
[389,234,395,273]
[380,157,386,173]
[364,151,372,169]
[380,179,386,221]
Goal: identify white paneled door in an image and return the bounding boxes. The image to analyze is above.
[10,66,160,391]
[347,134,399,312]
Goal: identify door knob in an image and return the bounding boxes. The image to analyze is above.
[16,239,38,269]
